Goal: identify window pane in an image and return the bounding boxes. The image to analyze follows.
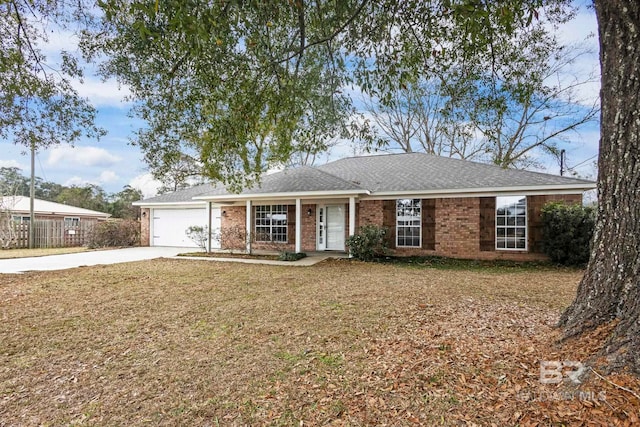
[496,196,527,251]
[396,199,421,247]
[255,205,288,242]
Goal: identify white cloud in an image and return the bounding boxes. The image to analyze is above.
[64,176,93,187]
[98,170,120,184]
[556,6,599,46]
[48,145,121,168]
[129,173,162,199]
[73,77,132,106]
[39,27,132,107]
[0,159,23,169]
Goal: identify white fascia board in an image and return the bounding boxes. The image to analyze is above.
[193,189,370,202]
[132,201,207,208]
[364,184,596,200]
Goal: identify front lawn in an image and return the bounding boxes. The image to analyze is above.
[0,247,90,259]
[0,259,637,425]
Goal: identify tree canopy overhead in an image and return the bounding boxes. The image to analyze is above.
[85,0,571,189]
[1,0,103,149]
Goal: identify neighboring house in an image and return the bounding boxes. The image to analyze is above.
[0,196,111,226]
[134,153,595,260]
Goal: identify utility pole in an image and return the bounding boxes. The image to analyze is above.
[560,149,566,177]
[29,142,35,249]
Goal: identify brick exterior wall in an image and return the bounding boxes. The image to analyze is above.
[434,197,481,257]
[220,205,249,251]
[353,194,583,261]
[357,200,385,228]
[301,204,317,252]
[221,204,318,252]
[140,208,150,246]
[209,193,582,260]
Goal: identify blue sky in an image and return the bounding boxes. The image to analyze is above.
[0,3,600,198]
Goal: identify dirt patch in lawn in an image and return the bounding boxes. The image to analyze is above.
[0,259,637,425]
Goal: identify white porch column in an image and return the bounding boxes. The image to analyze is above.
[205,201,212,252]
[246,200,252,254]
[295,198,302,253]
[349,196,356,236]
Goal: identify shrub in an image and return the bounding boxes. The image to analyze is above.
[219,225,248,254]
[86,219,140,248]
[345,225,389,261]
[278,251,306,261]
[541,202,595,266]
[185,225,209,251]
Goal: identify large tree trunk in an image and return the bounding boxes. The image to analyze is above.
[558,1,640,373]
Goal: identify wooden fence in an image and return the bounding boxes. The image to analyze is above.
[1,220,95,249]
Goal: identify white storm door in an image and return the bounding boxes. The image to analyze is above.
[325,205,345,251]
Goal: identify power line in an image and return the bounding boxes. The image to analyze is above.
[36,151,49,183]
[569,154,598,170]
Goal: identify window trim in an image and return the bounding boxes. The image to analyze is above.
[495,196,528,251]
[64,216,81,228]
[396,198,422,248]
[12,215,30,223]
[254,204,288,243]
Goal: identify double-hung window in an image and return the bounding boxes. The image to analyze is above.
[255,205,287,242]
[396,199,421,247]
[496,196,527,250]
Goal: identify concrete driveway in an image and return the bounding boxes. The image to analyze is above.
[0,247,188,274]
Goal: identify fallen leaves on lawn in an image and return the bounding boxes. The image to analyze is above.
[0,259,637,426]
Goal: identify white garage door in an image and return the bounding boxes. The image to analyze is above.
[152,208,208,247]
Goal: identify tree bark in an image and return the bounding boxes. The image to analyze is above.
[559,0,640,373]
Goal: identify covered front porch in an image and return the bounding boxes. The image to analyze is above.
[197,193,365,254]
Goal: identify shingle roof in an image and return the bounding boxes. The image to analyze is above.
[196,166,365,197]
[134,183,218,204]
[137,153,595,204]
[317,153,593,192]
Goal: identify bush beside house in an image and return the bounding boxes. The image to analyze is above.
[346,225,389,261]
[86,219,140,248]
[541,202,595,266]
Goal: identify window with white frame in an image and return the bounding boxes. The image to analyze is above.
[12,215,30,223]
[64,217,80,228]
[396,199,421,247]
[255,205,287,242]
[496,196,527,250]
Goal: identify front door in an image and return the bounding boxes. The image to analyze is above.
[317,205,345,251]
